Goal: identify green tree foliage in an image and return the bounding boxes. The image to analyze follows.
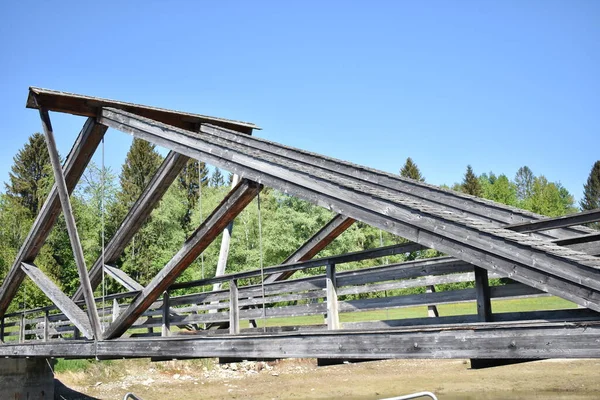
[515,166,534,201]
[399,157,425,181]
[5,133,52,217]
[210,167,225,187]
[461,165,482,197]
[479,173,518,206]
[178,159,209,231]
[580,161,600,212]
[522,176,577,217]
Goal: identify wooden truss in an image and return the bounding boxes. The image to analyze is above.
[0,87,599,360]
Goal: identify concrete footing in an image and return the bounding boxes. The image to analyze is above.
[0,358,54,399]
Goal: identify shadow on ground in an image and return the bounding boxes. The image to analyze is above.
[55,379,100,400]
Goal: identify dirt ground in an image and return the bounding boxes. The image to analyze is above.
[56,358,600,400]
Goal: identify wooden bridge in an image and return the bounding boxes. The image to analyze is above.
[1,87,600,362]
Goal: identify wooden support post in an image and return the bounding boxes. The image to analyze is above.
[426,285,439,317]
[475,267,492,322]
[326,263,340,330]
[213,174,241,291]
[35,104,102,339]
[229,280,239,334]
[19,314,25,343]
[21,263,94,339]
[74,151,188,301]
[43,310,49,342]
[103,265,144,292]
[112,299,120,323]
[0,118,105,318]
[103,179,262,339]
[0,316,4,342]
[161,292,170,337]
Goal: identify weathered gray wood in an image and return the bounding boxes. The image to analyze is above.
[98,108,600,312]
[161,292,170,337]
[112,299,121,323]
[103,179,262,339]
[103,265,144,291]
[73,151,189,301]
[171,242,426,291]
[475,267,492,322]
[426,285,439,318]
[19,314,25,343]
[507,209,600,233]
[4,322,600,359]
[20,263,94,339]
[0,118,106,318]
[326,263,340,330]
[43,310,49,342]
[229,280,239,334]
[36,104,102,338]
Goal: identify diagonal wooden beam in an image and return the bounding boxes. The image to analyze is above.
[265,214,355,284]
[0,118,106,318]
[37,103,102,339]
[72,151,189,301]
[103,179,262,339]
[21,263,93,339]
[506,209,600,234]
[103,265,144,292]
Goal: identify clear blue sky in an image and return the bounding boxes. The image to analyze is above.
[0,1,598,203]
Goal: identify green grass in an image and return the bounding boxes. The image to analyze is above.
[252,296,577,327]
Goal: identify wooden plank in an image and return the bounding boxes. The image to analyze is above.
[36,104,102,339]
[98,108,600,311]
[0,118,106,317]
[426,285,439,318]
[27,87,258,133]
[475,267,492,322]
[103,179,262,339]
[213,174,241,291]
[73,151,189,301]
[229,280,240,334]
[507,209,600,233]
[170,242,426,291]
[161,292,170,337]
[326,263,340,330]
[20,263,93,339]
[265,214,356,283]
[103,265,144,291]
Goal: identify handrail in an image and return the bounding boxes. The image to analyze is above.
[170,242,424,290]
[383,391,438,400]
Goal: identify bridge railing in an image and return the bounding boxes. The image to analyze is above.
[2,244,581,343]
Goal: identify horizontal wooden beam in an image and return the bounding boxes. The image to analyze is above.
[0,118,106,318]
[507,209,600,233]
[102,179,262,339]
[73,151,189,301]
[2,322,600,359]
[20,263,93,339]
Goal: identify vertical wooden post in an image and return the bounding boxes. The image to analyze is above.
[326,263,340,330]
[161,291,171,337]
[74,327,81,340]
[426,285,439,317]
[19,314,25,343]
[474,267,492,322]
[112,299,120,323]
[229,279,239,334]
[35,102,102,339]
[0,316,4,342]
[43,310,49,342]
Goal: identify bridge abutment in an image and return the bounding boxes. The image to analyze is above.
[0,358,54,399]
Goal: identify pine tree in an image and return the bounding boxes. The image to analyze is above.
[461,165,482,197]
[580,161,600,211]
[515,166,534,201]
[210,167,225,187]
[399,157,425,181]
[5,133,52,216]
[178,159,209,229]
[118,139,163,207]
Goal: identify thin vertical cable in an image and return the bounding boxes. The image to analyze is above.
[199,162,204,280]
[101,137,106,330]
